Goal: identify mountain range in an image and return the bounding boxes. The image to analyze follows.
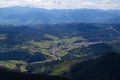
[0,7,120,25]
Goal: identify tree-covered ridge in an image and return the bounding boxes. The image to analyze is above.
[70,52,120,80]
[0,67,69,80]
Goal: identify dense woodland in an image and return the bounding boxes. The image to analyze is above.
[0,23,120,80]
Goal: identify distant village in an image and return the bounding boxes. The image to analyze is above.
[49,41,103,55]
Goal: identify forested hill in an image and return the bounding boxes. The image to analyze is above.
[70,52,120,80]
[0,67,69,80]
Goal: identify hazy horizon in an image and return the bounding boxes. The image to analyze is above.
[0,0,120,10]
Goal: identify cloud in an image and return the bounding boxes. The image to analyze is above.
[100,0,111,3]
[0,0,120,10]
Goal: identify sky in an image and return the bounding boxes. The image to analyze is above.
[0,0,120,10]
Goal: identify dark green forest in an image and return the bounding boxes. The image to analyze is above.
[0,23,120,80]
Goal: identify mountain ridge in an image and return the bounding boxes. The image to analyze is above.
[0,7,120,25]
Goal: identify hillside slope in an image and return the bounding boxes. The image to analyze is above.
[0,67,69,80]
[70,52,120,80]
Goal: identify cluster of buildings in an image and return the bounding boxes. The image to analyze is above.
[49,41,103,55]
